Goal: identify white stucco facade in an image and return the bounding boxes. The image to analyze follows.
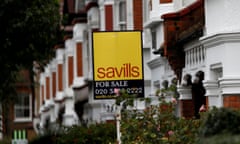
[35,0,240,133]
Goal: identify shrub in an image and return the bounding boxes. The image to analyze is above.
[29,134,59,144]
[197,107,240,144]
[57,122,116,144]
[120,100,201,144]
[29,122,116,144]
[198,134,240,144]
[199,107,240,137]
[0,137,11,144]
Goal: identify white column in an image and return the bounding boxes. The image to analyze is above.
[63,98,78,126]
[64,39,74,96]
[63,39,78,126]
[55,48,64,101]
[54,48,64,122]
[73,23,87,88]
[44,65,51,109]
[39,73,45,108]
[49,59,57,122]
[126,0,133,30]
[39,72,46,133]
[204,80,221,107]
[50,59,56,99]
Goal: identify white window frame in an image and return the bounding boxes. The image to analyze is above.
[117,0,127,30]
[14,93,32,122]
[143,0,151,23]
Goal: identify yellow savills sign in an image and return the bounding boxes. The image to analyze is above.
[93,31,143,81]
[92,31,144,99]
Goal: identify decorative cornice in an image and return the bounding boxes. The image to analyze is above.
[143,18,162,29]
[147,57,165,69]
[204,80,219,88]
[177,85,192,100]
[201,32,240,49]
[203,80,220,97]
[219,77,240,94]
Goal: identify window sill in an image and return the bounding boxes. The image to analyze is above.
[14,118,32,123]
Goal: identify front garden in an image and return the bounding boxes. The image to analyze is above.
[119,99,240,144]
[25,96,240,144]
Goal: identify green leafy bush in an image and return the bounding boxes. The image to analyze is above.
[57,123,116,144]
[29,122,116,144]
[29,92,240,144]
[198,134,240,144]
[199,107,240,137]
[29,134,59,144]
[0,137,11,144]
[197,107,240,144]
[120,100,201,144]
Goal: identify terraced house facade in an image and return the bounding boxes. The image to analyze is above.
[2,0,240,138]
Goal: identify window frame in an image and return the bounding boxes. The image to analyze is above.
[14,93,32,122]
[117,0,127,30]
[151,30,157,49]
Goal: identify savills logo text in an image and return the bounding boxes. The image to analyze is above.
[97,63,140,79]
